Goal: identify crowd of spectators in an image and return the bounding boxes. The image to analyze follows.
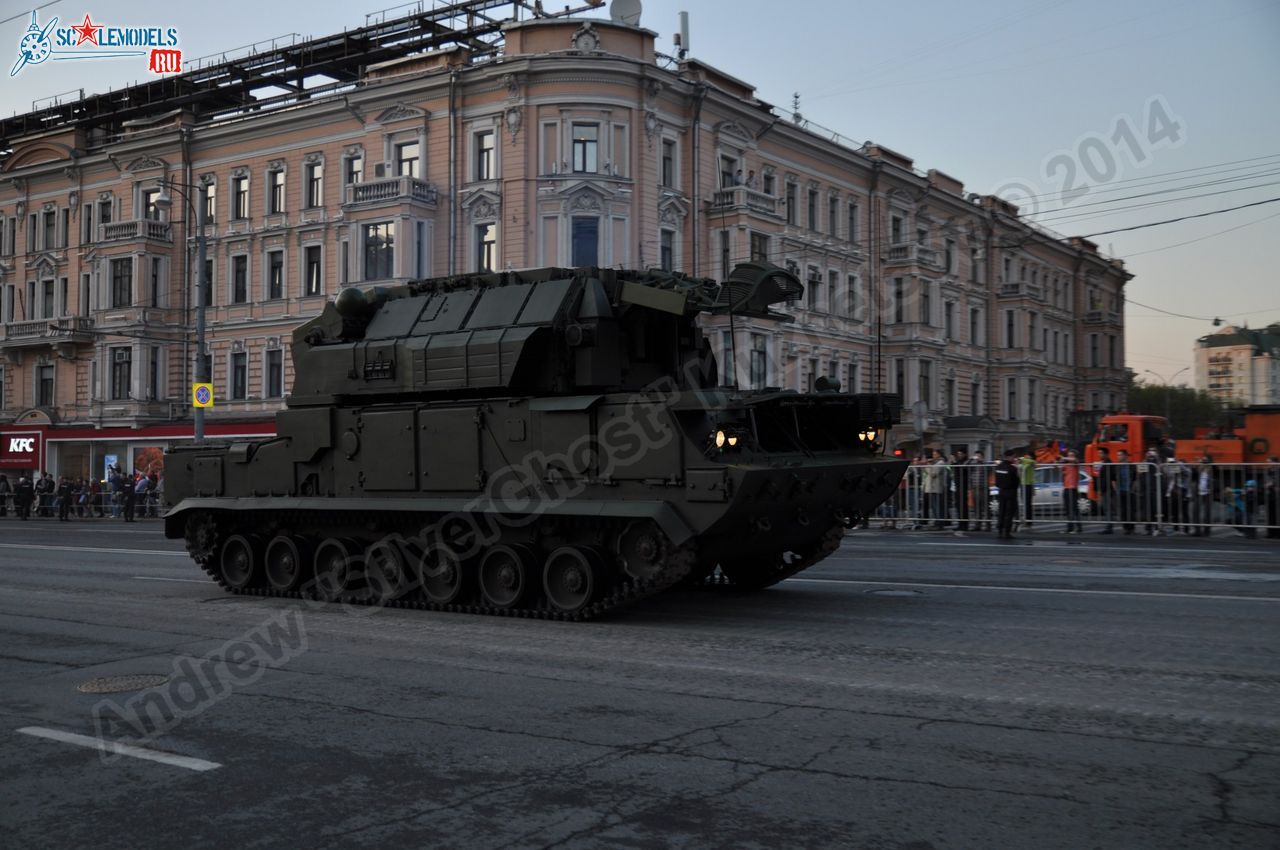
[0,467,163,522]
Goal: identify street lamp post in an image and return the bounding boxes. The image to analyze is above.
[1144,367,1189,422]
[155,179,209,445]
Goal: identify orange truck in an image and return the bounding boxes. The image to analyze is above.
[1083,413,1172,467]
[1174,405,1280,464]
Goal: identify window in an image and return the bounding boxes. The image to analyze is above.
[919,360,932,409]
[719,155,737,189]
[847,202,858,245]
[847,360,858,393]
[1003,256,1012,282]
[945,239,955,274]
[970,247,978,283]
[919,282,931,324]
[266,349,284,399]
[111,258,132,308]
[149,257,161,308]
[475,223,496,272]
[232,256,248,303]
[807,357,819,392]
[1028,311,1038,349]
[721,331,734,387]
[1005,309,1015,349]
[345,154,363,185]
[305,163,323,208]
[660,139,676,187]
[762,171,775,195]
[571,217,598,266]
[894,359,906,398]
[110,347,131,400]
[267,250,284,299]
[785,183,797,225]
[749,334,767,389]
[231,352,247,400]
[890,215,903,243]
[141,188,162,222]
[41,280,54,318]
[806,266,820,310]
[60,278,68,316]
[147,346,161,400]
[396,141,420,178]
[267,170,285,214]
[1028,378,1038,421]
[807,189,818,231]
[750,232,768,263]
[571,124,598,173]
[893,277,905,323]
[945,378,956,416]
[98,198,113,227]
[944,301,954,339]
[1007,378,1018,421]
[827,270,838,315]
[203,183,216,222]
[38,364,55,407]
[340,241,349,285]
[304,245,322,296]
[43,210,56,248]
[1089,333,1100,367]
[232,176,249,219]
[971,381,982,415]
[917,227,928,246]
[970,307,981,345]
[828,198,839,238]
[475,131,495,181]
[364,223,395,280]
[719,231,730,279]
[659,230,674,272]
[846,275,859,319]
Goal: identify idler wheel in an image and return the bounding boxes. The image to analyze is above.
[417,543,466,605]
[366,537,411,604]
[479,544,534,609]
[543,546,597,615]
[219,534,260,590]
[313,537,358,601]
[264,534,308,592]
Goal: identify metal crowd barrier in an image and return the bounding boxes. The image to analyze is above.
[875,461,1280,537]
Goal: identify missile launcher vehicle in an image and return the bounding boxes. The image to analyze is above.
[163,262,906,620]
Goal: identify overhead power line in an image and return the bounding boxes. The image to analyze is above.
[1079,196,1280,237]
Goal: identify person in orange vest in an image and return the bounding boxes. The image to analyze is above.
[1062,450,1082,533]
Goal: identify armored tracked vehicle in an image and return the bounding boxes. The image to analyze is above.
[163,263,906,619]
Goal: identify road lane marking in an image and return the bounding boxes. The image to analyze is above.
[916,542,1250,556]
[17,726,221,772]
[787,577,1280,602]
[0,543,185,557]
[132,576,209,584]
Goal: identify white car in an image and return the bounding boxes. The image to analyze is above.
[990,466,1093,517]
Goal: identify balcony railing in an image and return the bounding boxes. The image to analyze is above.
[345,176,439,206]
[1084,309,1121,324]
[98,219,172,243]
[1,316,96,343]
[884,242,941,268]
[999,282,1022,297]
[709,186,780,217]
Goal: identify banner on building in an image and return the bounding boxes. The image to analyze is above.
[0,430,42,469]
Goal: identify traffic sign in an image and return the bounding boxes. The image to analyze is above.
[192,383,214,408]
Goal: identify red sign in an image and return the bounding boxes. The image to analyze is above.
[0,430,42,469]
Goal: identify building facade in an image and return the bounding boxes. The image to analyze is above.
[0,5,1130,479]
[1194,323,1280,406]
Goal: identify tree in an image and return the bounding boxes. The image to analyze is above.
[1127,382,1224,438]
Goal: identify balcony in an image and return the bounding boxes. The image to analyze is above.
[1083,309,1121,325]
[883,242,942,269]
[345,176,439,207]
[98,220,172,243]
[709,187,780,217]
[1,316,96,350]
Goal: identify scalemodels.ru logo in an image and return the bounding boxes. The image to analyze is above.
[10,10,181,78]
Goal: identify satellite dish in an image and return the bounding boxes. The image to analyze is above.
[610,0,642,26]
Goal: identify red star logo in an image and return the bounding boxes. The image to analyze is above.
[71,14,102,47]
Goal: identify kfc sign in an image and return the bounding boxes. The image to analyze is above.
[0,430,41,468]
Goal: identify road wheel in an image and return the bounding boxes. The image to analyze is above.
[313,537,357,601]
[219,534,260,590]
[479,544,533,609]
[264,534,307,592]
[543,546,598,615]
[417,542,466,605]
[366,538,411,604]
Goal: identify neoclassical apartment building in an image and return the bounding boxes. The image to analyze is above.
[0,5,1129,477]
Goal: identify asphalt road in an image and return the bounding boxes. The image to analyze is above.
[0,518,1278,849]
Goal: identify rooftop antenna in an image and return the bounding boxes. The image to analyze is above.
[792,92,802,125]
[674,11,689,60]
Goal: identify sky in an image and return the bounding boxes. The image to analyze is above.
[2,0,1278,386]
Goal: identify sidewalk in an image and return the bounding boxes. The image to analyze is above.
[860,521,1279,545]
